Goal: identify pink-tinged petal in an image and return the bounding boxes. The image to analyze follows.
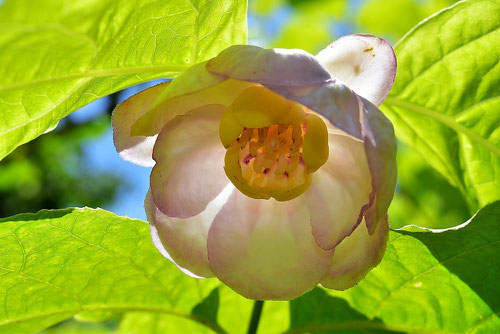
[111,82,169,166]
[359,96,397,234]
[153,61,226,104]
[207,191,334,300]
[267,83,396,235]
[307,132,372,250]
[145,185,235,278]
[150,105,230,219]
[320,216,389,290]
[316,34,397,107]
[130,61,255,137]
[206,45,332,86]
[267,81,362,139]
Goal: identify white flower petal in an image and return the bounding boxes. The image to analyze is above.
[307,131,372,250]
[207,191,333,300]
[359,96,397,234]
[320,216,389,290]
[150,105,229,218]
[316,34,396,106]
[112,82,169,166]
[145,185,234,278]
[207,45,332,86]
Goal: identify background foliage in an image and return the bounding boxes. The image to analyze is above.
[0,0,498,333]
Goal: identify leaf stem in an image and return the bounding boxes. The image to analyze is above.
[246,300,264,334]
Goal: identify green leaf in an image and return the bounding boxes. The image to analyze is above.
[118,312,213,334]
[388,144,470,229]
[271,12,333,54]
[382,0,500,208]
[117,287,233,334]
[324,201,500,334]
[358,0,459,40]
[0,0,247,161]
[287,288,398,333]
[358,0,424,40]
[118,285,290,334]
[250,0,286,14]
[40,318,116,334]
[0,208,224,334]
[117,288,220,334]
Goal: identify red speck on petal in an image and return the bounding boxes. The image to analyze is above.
[243,154,253,164]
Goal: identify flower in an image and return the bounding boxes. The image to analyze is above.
[112,34,397,300]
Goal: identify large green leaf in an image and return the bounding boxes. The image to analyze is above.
[0,0,247,160]
[382,0,500,209]
[358,0,459,40]
[0,208,224,334]
[388,144,470,230]
[114,202,500,334]
[117,285,290,334]
[117,287,220,334]
[271,12,333,54]
[323,201,500,334]
[2,204,499,333]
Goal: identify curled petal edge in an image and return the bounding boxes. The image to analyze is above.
[111,82,170,167]
[206,45,333,86]
[358,96,397,234]
[316,33,397,107]
[320,215,389,290]
[130,61,254,138]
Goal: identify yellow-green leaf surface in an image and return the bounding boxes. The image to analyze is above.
[118,285,290,334]
[383,0,500,208]
[1,203,499,333]
[358,0,458,40]
[0,0,247,160]
[0,208,222,334]
[327,201,500,334]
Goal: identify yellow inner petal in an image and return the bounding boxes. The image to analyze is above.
[221,86,329,201]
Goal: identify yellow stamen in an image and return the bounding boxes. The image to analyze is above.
[221,87,329,201]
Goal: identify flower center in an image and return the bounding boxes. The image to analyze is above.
[237,123,309,198]
[220,86,330,201]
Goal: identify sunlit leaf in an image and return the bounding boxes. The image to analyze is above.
[389,144,470,229]
[40,319,115,334]
[0,0,247,160]
[251,0,286,14]
[290,0,345,16]
[359,0,423,40]
[358,0,459,40]
[287,287,399,333]
[2,204,499,333]
[117,286,258,334]
[271,12,333,54]
[118,312,212,334]
[326,201,500,334]
[0,208,222,333]
[383,0,500,208]
[118,285,289,334]
[117,288,221,334]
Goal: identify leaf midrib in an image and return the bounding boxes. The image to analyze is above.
[0,305,227,334]
[369,236,500,318]
[283,319,453,334]
[0,64,188,92]
[384,97,500,157]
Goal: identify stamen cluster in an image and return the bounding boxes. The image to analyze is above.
[235,122,309,194]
